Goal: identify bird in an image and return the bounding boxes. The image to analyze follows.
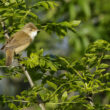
[1,22,39,66]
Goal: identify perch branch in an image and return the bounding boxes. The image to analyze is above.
[1,20,45,110]
[20,65,34,87]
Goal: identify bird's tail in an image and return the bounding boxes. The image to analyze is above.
[6,49,14,66]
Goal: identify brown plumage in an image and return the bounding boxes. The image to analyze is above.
[1,23,39,66]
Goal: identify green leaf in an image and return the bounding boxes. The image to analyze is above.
[39,58,45,67]
[60,20,81,27]
[29,12,38,20]
[32,1,58,9]
[99,63,109,68]
[48,1,59,9]
[0,75,6,80]
[70,20,81,26]
[37,48,44,56]
[103,72,110,77]
[0,7,8,13]
[47,81,57,89]
[69,3,76,20]
[40,2,49,9]
[103,55,110,59]
[46,61,57,71]
[68,95,80,102]
[8,103,18,110]
[59,57,70,65]
[44,20,81,38]
[61,91,68,101]
[78,0,91,18]
[87,56,97,63]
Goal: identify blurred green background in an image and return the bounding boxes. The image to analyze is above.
[0,0,110,110]
[26,0,110,58]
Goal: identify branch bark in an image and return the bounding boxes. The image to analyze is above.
[0,21,9,40]
[20,64,45,110]
[20,65,34,87]
[0,20,46,110]
[86,94,94,107]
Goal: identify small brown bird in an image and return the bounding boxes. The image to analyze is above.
[1,23,39,66]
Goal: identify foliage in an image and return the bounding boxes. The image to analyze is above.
[1,38,110,110]
[0,0,110,110]
[51,0,110,57]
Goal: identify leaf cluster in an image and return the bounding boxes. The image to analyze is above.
[1,40,110,110]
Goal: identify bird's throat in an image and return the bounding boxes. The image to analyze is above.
[29,31,37,40]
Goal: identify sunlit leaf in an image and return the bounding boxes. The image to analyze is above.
[47,81,57,89]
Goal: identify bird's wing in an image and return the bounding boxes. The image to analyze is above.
[1,37,13,50]
[5,31,32,49]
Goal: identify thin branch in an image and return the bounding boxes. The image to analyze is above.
[86,94,94,106]
[0,21,9,40]
[0,66,10,68]
[1,19,46,110]
[89,100,94,106]
[20,64,34,87]
[0,100,29,103]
